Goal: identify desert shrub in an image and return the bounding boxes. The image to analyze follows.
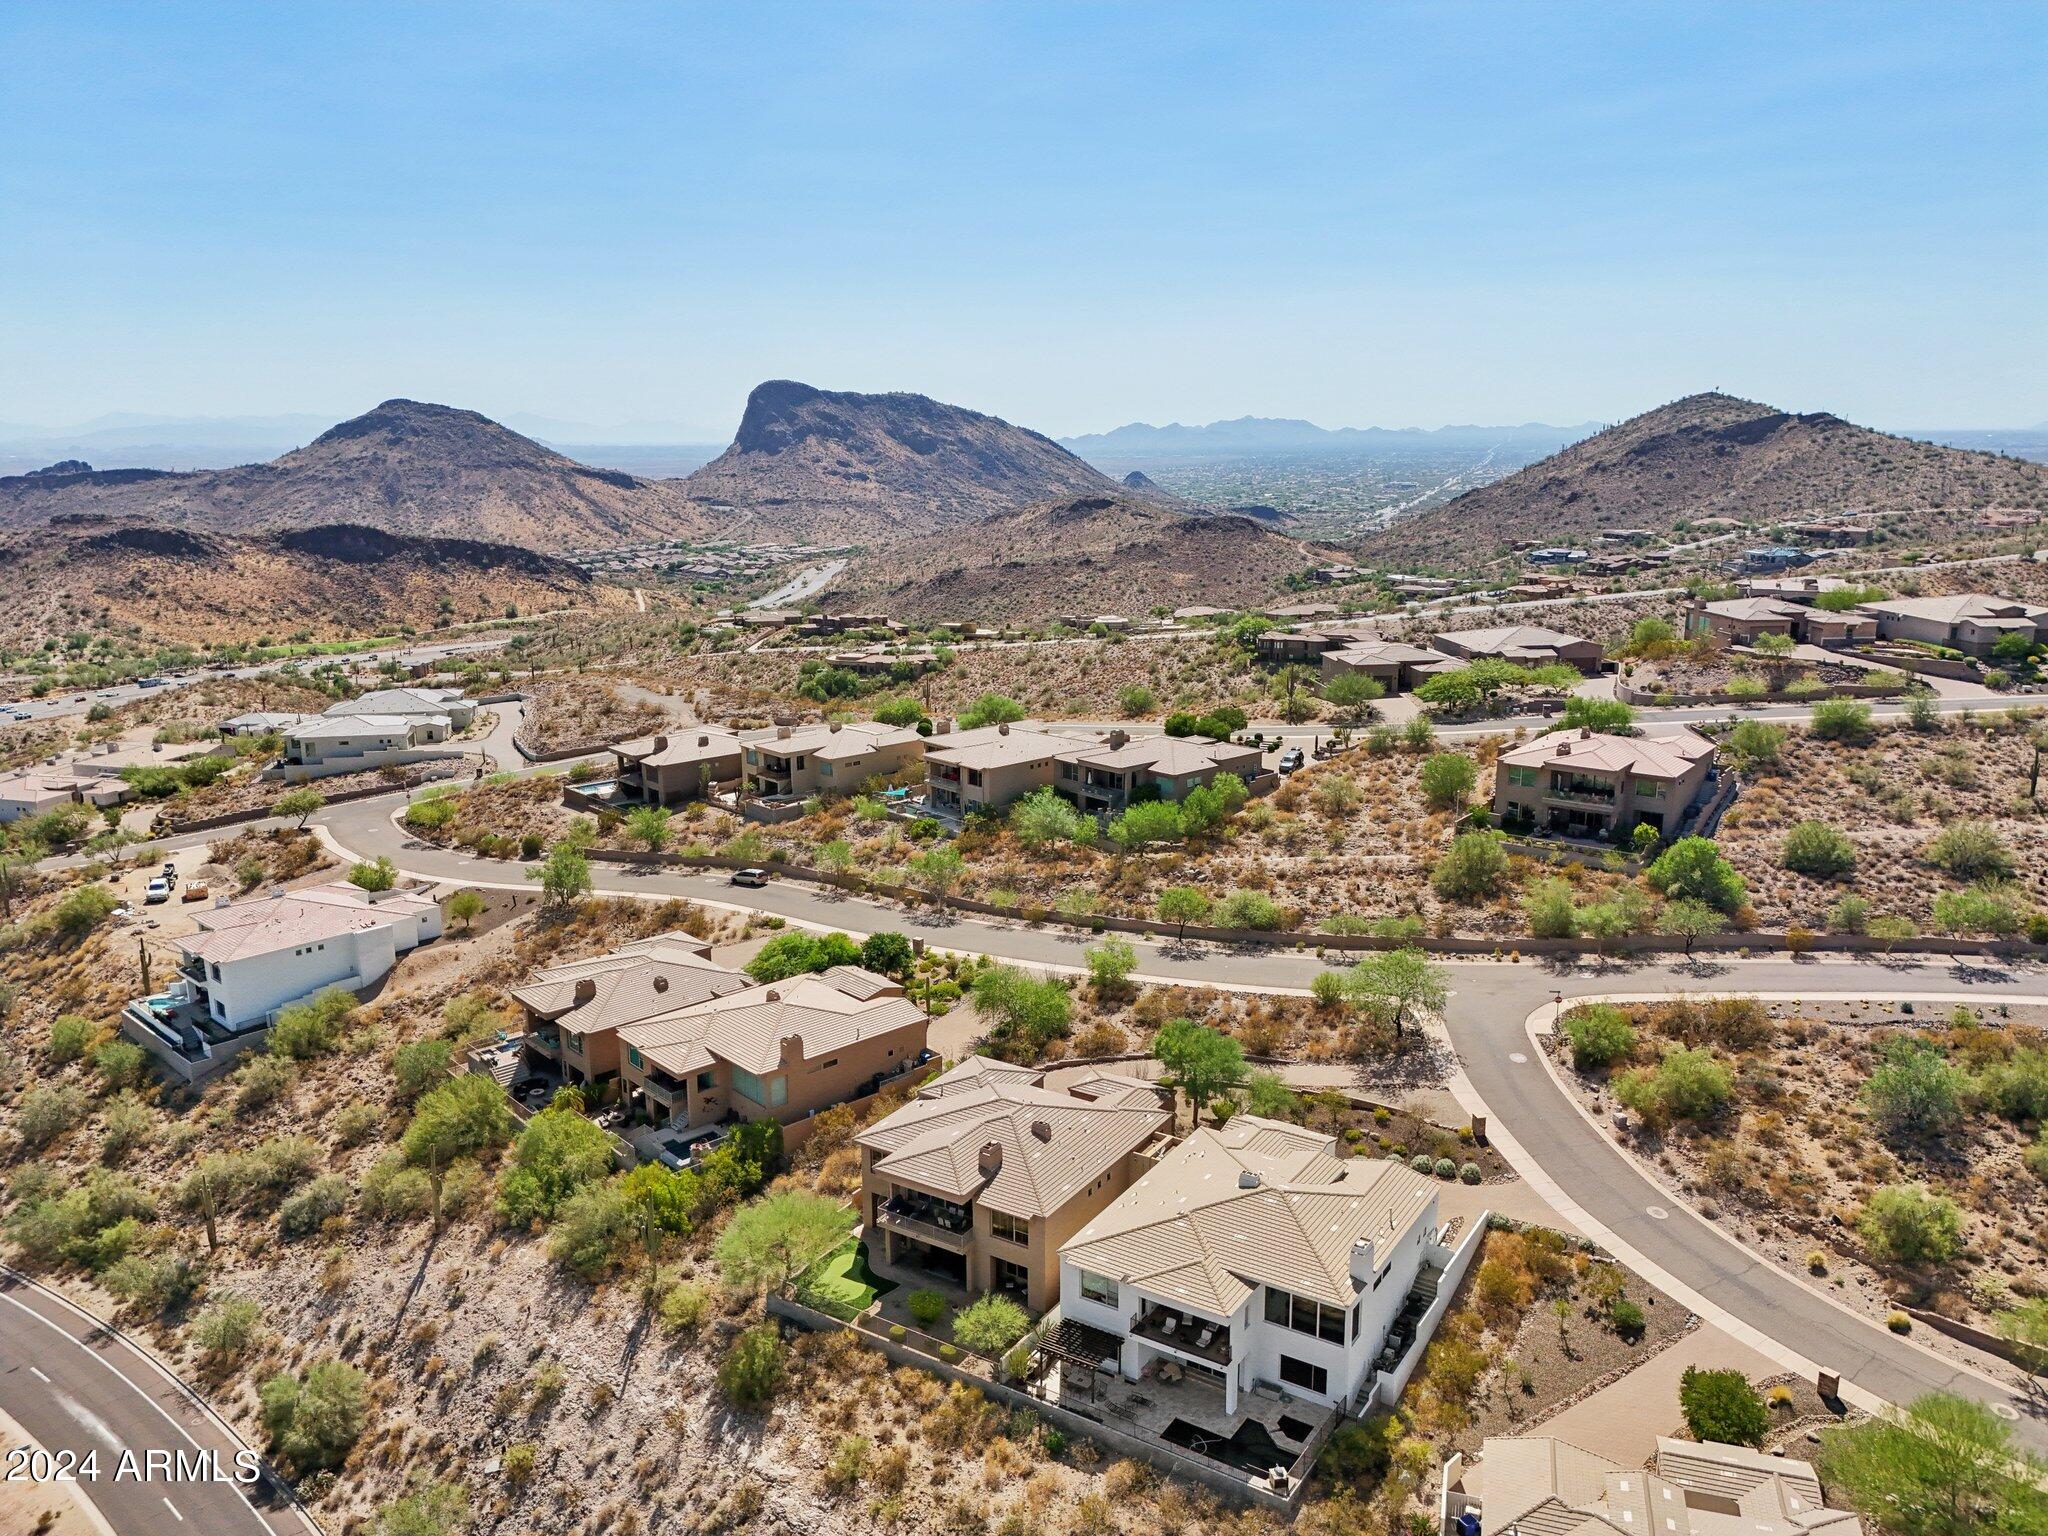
[546,1180,635,1280]
[1679,1367,1768,1447]
[718,1324,785,1407]
[1979,1048,2048,1122]
[746,930,862,983]
[1646,836,1745,912]
[333,1103,384,1148]
[1522,879,1578,938]
[15,1082,88,1149]
[1609,1298,1645,1340]
[971,966,1072,1060]
[1861,1036,1965,1139]
[91,1038,150,1091]
[1858,1184,1964,1265]
[496,1103,616,1226]
[1925,820,2013,880]
[391,1037,454,1101]
[1932,883,2025,937]
[1808,698,1874,744]
[47,1014,97,1063]
[1418,752,1477,810]
[1211,890,1284,930]
[1431,830,1508,901]
[1563,1004,1635,1072]
[267,987,354,1060]
[191,1294,264,1364]
[259,1359,368,1473]
[279,1176,351,1238]
[1781,820,1857,880]
[659,1282,710,1335]
[1615,1047,1730,1125]
[952,1295,1031,1354]
[906,1289,948,1328]
[1459,1162,1481,1184]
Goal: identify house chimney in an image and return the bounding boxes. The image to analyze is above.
[1107,729,1128,749]
[572,978,596,1006]
[777,726,792,740]
[652,975,668,993]
[1031,1119,1052,1143]
[653,734,669,753]
[1237,1170,1262,1189]
[1557,742,1571,757]
[1581,727,1592,739]
[697,734,710,747]
[829,720,842,732]
[1349,1236,1377,1286]
[979,1141,1004,1176]
[764,989,780,1003]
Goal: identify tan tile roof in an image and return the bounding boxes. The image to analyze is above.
[1500,726,1716,780]
[618,971,927,1078]
[1323,640,1444,666]
[816,965,904,1001]
[510,936,748,1037]
[757,721,922,761]
[924,724,1069,772]
[1435,624,1596,655]
[1862,593,2048,625]
[288,713,444,740]
[613,729,744,767]
[1062,736,1261,776]
[182,883,433,965]
[857,1058,1168,1216]
[1061,1118,1438,1314]
[323,687,466,718]
[1702,597,1807,622]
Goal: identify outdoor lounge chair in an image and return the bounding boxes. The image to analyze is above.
[1196,1326,1216,1349]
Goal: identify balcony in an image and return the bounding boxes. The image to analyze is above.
[524,1029,563,1059]
[1545,778,1616,805]
[1132,1305,1234,1366]
[879,1195,975,1251]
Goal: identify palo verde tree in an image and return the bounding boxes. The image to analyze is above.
[1150,1018,1248,1127]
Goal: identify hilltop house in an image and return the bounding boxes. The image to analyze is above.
[219,711,310,738]
[1686,597,1876,648]
[1445,1435,1864,1536]
[123,882,442,1082]
[1318,639,1456,690]
[1493,726,1718,840]
[609,729,746,806]
[1052,731,1263,815]
[1058,1116,1441,1415]
[1254,624,1380,666]
[857,1058,1172,1310]
[0,767,126,824]
[922,723,1070,820]
[275,713,455,779]
[1859,594,2048,657]
[1432,625,1605,674]
[742,721,925,800]
[617,970,931,1147]
[324,686,476,731]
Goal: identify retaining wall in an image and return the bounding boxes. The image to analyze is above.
[153,765,458,836]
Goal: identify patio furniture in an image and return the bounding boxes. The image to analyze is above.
[1196,1326,1216,1349]
[1158,1314,1179,1336]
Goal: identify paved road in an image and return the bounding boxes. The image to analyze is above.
[0,1270,312,1536]
[748,558,846,610]
[315,786,2048,1446]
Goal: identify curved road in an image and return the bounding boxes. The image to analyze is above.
[0,1269,311,1536]
[319,784,2048,1448]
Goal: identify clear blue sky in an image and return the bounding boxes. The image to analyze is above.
[3,1,2041,437]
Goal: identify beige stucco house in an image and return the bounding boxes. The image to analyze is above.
[1687,597,1877,647]
[922,723,1069,820]
[744,721,925,799]
[1493,726,1718,839]
[610,729,745,805]
[1433,624,1605,674]
[856,1058,1171,1311]
[512,933,755,1092]
[1859,594,2048,657]
[1052,731,1263,815]
[1318,639,1454,690]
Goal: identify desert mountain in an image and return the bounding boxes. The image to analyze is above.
[1357,391,2048,569]
[679,380,1142,541]
[0,400,710,548]
[1063,415,1597,456]
[0,517,623,646]
[829,493,1327,623]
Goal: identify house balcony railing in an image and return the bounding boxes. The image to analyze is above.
[524,1030,562,1059]
[1545,781,1617,805]
[1131,1305,1233,1366]
[879,1197,974,1251]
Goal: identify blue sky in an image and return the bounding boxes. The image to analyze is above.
[2,1,2041,437]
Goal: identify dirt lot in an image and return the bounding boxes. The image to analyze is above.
[516,677,669,756]
[1552,995,2048,1377]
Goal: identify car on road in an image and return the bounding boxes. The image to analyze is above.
[1277,747,1305,774]
[143,877,172,904]
[730,867,770,887]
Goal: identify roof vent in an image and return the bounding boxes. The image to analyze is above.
[764,989,780,1003]
[697,734,710,747]
[1106,729,1129,749]
[652,975,669,993]
[829,720,843,732]
[776,725,792,740]
[1238,1170,1262,1189]
[979,1141,1004,1176]
[1031,1119,1052,1143]
[997,723,1010,735]
[1557,742,1571,757]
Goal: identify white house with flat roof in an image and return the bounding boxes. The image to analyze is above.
[1058,1117,1441,1415]
[123,882,442,1081]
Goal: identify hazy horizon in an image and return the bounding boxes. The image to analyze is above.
[4,3,2042,437]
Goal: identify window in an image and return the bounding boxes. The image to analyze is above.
[989,1210,1027,1245]
[566,1035,583,1055]
[992,1257,1029,1295]
[1506,765,1537,788]
[696,1071,714,1091]
[627,1047,643,1069]
[1278,1355,1329,1395]
[819,763,833,777]
[1265,1286,1346,1344]
[1079,1270,1119,1307]
[1634,778,1664,798]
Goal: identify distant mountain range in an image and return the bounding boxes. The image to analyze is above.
[1061,416,1602,458]
[1356,391,2048,569]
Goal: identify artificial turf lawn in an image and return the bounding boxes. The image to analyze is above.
[802,1240,897,1314]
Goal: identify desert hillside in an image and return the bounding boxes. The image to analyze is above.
[829,493,1325,622]
[0,517,625,645]
[0,400,711,548]
[1357,391,2048,569]
[679,379,1152,542]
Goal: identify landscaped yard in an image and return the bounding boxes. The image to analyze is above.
[798,1238,897,1320]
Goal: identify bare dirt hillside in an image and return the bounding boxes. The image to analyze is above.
[0,400,711,548]
[1358,391,2048,569]
[0,517,625,645]
[830,493,1325,622]
[679,379,1158,541]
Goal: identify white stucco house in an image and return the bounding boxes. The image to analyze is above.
[123,882,442,1081]
[324,686,477,731]
[1057,1117,1446,1415]
[274,713,454,779]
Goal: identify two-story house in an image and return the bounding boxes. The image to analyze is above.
[743,721,925,799]
[123,882,443,1082]
[1051,732,1264,816]
[921,724,1069,821]
[276,713,455,778]
[1058,1117,1439,1415]
[1492,726,1717,840]
[1432,624,1605,674]
[616,968,930,1139]
[610,729,745,806]
[325,686,477,731]
[856,1058,1172,1310]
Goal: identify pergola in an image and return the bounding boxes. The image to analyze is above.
[1027,1319,1125,1402]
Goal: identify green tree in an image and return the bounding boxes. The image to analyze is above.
[1623,617,1678,656]
[971,966,1073,1060]
[1243,1072,1299,1119]
[1654,898,1726,955]
[718,1323,786,1407]
[445,888,485,933]
[1862,1037,1965,1140]
[1418,752,1477,811]
[626,804,672,851]
[402,1074,514,1233]
[1211,889,1284,930]
[1083,937,1139,996]
[1156,885,1212,939]
[1341,948,1448,1041]
[1677,1367,1768,1447]
[1781,820,1857,880]
[1932,883,2024,937]
[275,788,325,828]
[1646,836,1745,912]
[1924,820,2013,880]
[873,696,925,727]
[714,1192,855,1294]
[546,1179,636,1279]
[859,930,913,977]
[1150,1018,1247,1126]
[51,885,118,936]
[1559,696,1635,734]
[347,857,398,892]
[528,843,592,908]
[905,843,964,906]
[372,1479,470,1536]
[1521,878,1578,939]
[497,1102,617,1226]
[259,1359,368,1473]
[1116,683,1156,717]
[267,986,354,1061]
[619,1161,699,1296]
[1432,829,1508,901]
[1008,787,1095,847]
[1858,1184,1964,1265]
[1817,1393,2048,1536]
[1615,1047,1730,1125]
[958,694,1025,730]
[1724,719,1785,769]
[1321,672,1384,722]
[1809,697,1875,744]
[951,1294,1031,1354]
[1108,799,1184,848]
[392,1037,453,1102]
